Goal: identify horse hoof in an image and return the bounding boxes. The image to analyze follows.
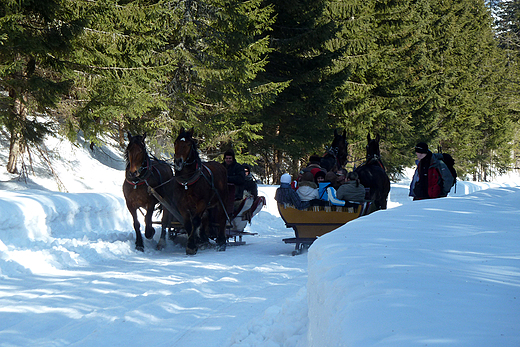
[135,245,144,252]
[145,229,155,239]
[186,247,198,255]
[216,243,226,252]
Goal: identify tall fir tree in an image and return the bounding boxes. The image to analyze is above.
[0,0,83,173]
[64,0,175,147]
[495,0,520,173]
[253,0,348,180]
[157,0,285,160]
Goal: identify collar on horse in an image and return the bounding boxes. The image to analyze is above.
[366,154,385,171]
[175,161,204,189]
[126,156,166,188]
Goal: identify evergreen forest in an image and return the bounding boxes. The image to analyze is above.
[1,0,520,183]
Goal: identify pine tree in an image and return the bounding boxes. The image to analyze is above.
[251,0,354,180]
[155,0,285,160]
[64,0,175,146]
[0,0,82,173]
[417,0,512,178]
[495,0,520,173]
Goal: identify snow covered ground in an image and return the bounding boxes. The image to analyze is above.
[0,134,519,347]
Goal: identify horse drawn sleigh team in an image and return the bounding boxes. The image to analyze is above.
[123,128,390,255]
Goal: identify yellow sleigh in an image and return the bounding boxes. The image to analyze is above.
[278,201,371,255]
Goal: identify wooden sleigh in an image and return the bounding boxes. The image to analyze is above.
[279,201,371,255]
[151,184,265,246]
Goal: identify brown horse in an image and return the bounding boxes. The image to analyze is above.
[123,133,175,251]
[320,129,348,172]
[173,128,229,255]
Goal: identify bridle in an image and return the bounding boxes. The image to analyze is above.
[174,137,204,189]
[366,143,385,171]
[125,143,169,189]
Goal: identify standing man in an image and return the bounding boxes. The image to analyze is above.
[223,149,246,200]
[409,142,442,200]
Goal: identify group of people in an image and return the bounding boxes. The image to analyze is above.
[275,155,366,210]
[223,149,258,200]
[275,141,449,210]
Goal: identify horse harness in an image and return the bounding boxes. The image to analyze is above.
[174,154,232,224]
[324,145,342,170]
[366,155,386,171]
[174,158,204,190]
[126,155,173,190]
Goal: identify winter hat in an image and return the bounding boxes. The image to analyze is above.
[310,168,322,177]
[308,154,321,165]
[280,173,292,184]
[415,142,429,154]
[224,149,235,158]
[314,170,326,183]
[301,172,315,182]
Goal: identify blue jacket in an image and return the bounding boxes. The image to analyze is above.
[318,182,345,206]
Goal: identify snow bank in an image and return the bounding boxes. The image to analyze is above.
[0,190,132,276]
[307,187,520,347]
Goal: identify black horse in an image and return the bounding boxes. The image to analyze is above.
[355,134,391,210]
[123,133,175,251]
[320,129,348,172]
[172,128,229,255]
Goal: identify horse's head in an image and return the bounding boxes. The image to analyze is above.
[125,132,148,179]
[330,129,348,168]
[366,133,381,160]
[174,127,198,172]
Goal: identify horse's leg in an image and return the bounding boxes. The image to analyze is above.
[144,203,156,240]
[185,216,199,255]
[197,212,210,248]
[128,207,144,252]
[215,205,227,252]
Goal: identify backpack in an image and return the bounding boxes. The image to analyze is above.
[432,153,457,196]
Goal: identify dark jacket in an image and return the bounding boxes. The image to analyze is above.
[224,159,246,199]
[275,183,309,210]
[243,174,258,198]
[410,151,442,200]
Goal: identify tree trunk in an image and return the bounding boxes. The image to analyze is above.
[7,93,27,174]
[7,131,22,174]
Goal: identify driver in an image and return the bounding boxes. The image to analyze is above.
[223,149,246,200]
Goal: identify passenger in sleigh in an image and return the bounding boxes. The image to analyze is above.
[297,171,319,202]
[317,172,346,206]
[242,164,258,199]
[337,171,365,204]
[275,173,310,210]
[312,171,363,208]
[229,164,265,231]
